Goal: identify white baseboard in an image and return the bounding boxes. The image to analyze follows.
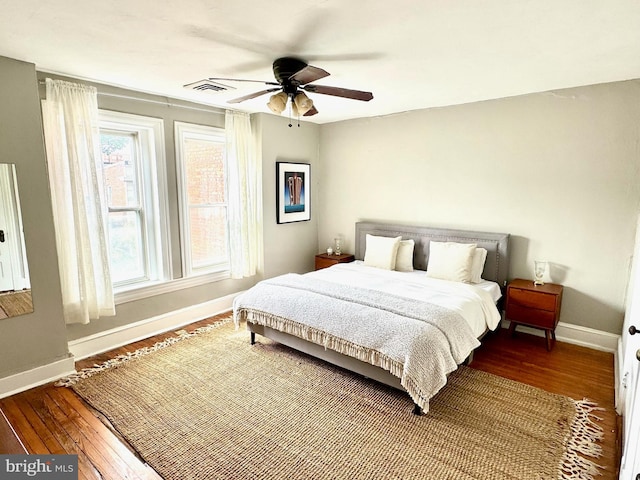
[69,292,241,361]
[501,319,619,353]
[0,293,242,400]
[0,356,76,399]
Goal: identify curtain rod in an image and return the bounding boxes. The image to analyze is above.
[38,80,226,115]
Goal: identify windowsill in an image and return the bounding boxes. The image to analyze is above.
[114,269,231,305]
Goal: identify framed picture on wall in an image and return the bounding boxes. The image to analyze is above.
[276,162,310,224]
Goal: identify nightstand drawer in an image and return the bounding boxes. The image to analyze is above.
[506,279,563,351]
[315,257,338,270]
[507,288,556,312]
[506,304,557,329]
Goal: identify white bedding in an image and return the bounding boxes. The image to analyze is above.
[234,270,483,411]
[310,260,502,338]
[234,260,503,411]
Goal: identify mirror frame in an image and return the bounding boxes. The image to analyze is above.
[0,163,33,318]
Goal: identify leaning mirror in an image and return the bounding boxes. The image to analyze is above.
[0,163,33,318]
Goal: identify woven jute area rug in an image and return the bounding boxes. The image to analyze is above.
[0,290,32,317]
[58,317,604,480]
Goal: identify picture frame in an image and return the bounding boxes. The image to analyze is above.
[276,162,310,224]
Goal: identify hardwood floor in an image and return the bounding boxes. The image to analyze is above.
[0,313,619,479]
[0,407,26,454]
[471,327,619,479]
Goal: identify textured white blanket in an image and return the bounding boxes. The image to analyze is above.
[233,273,482,412]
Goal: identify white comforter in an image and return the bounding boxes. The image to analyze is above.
[311,261,502,337]
[233,262,502,412]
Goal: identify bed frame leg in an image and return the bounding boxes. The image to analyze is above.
[463,350,474,366]
[250,332,256,345]
[413,403,422,415]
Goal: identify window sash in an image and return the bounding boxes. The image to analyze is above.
[175,121,229,277]
[107,209,147,284]
[99,110,170,292]
[187,204,228,270]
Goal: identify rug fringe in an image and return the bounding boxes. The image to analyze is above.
[560,398,605,480]
[56,316,232,387]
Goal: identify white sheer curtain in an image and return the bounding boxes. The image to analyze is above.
[225,110,262,279]
[41,78,115,325]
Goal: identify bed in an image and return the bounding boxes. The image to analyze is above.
[233,221,510,414]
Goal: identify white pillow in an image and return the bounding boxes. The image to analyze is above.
[470,247,488,283]
[364,234,402,270]
[395,239,415,272]
[426,241,477,283]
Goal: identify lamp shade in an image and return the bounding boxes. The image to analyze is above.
[267,92,288,114]
[293,92,313,115]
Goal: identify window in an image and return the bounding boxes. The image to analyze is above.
[99,111,170,291]
[96,113,229,301]
[175,122,229,276]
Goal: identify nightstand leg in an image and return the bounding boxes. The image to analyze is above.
[545,330,552,351]
[250,332,256,345]
[508,321,517,337]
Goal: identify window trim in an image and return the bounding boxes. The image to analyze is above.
[114,269,231,304]
[174,121,230,278]
[99,110,172,293]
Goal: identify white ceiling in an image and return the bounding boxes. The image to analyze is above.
[2,0,640,124]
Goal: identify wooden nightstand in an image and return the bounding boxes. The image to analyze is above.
[314,253,355,270]
[505,278,564,351]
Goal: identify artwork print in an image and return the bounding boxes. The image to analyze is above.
[277,162,310,223]
[284,171,305,213]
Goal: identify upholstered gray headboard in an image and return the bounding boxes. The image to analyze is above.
[355,222,510,287]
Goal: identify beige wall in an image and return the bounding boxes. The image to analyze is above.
[254,113,320,277]
[317,80,640,335]
[0,57,68,376]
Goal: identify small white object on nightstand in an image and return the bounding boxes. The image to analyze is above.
[334,237,342,255]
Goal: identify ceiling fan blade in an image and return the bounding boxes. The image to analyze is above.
[303,106,319,117]
[289,65,330,85]
[302,84,373,101]
[227,88,281,104]
[205,77,279,86]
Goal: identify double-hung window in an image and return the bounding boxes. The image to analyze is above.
[175,122,229,277]
[97,112,229,300]
[99,111,169,291]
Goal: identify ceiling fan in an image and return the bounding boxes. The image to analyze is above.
[185,57,373,118]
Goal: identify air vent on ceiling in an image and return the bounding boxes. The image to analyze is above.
[183,79,236,94]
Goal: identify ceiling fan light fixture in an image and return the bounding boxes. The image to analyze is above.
[294,92,314,115]
[267,91,288,114]
[190,57,373,121]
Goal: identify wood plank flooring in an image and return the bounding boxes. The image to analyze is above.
[471,327,619,478]
[0,313,619,479]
